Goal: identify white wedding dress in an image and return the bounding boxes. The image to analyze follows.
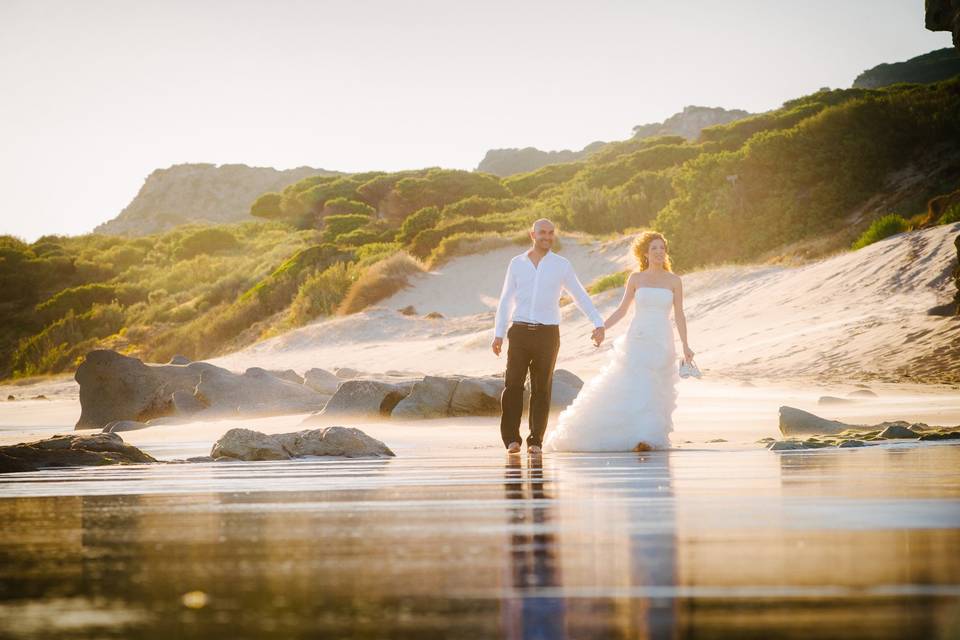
[543,287,679,452]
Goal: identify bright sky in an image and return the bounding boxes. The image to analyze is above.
[0,0,953,241]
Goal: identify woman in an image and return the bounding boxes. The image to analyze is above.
[543,231,694,452]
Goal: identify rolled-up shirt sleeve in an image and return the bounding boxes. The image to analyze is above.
[494,259,517,338]
[562,261,604,328]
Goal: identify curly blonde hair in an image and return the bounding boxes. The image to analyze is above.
[632,231,672,272]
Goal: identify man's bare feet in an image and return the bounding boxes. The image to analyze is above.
[528,445,542,455]
[506,442,521,454]
[632,442,653,452]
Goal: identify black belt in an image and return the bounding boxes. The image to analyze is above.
[513,321,558,329]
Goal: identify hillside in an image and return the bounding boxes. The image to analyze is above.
[853,48,960,89]
[210,223,960,386]
[94,163,339,236]
[476,105,751,177]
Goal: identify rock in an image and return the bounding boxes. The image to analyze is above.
[185,456,214,463]
[196,365,328,417]
[819,396,855,405]
[838,439,867,448]
[303,368,340,395]
[779,406,855,436]
[450,376,504,416]
[769,440,806,451]
[214,456,241,462]
[168,355,191,365]
[546,369,584,410]
[391,376,461,419]
[274,426,394,458]
[103,420,150,433]
[74,350,202,430]
[210,428,291,461]
[32,395,48,400]
[210,426,394,461]
[919,430,960,441]
[848,389,878,398]
[424,311,445,319]
[398,305,417,316]
[926,0,960,51]
[6,395,14,401]
[334,367,362,379]
[0,432,156,473]
[706,438,728,443]
[801,439,833,449]
[171,390,205,416]
[304,380,412,422]
[261,368,304,385]
[877,424,920,439]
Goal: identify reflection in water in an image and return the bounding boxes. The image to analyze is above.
[0,445,958,638]
[501,455,564,639]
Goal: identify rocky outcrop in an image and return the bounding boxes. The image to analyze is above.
[303,368,340,394]
[477,142,605,177]
[304,380,414,422]
[779,406,856,436]
[852,48,960,89]
[94,163,340,237]
[632,105,751,142]
[75,350,329,430]
[926,1,960,50]
[391,376,461,419]
[0,433,156,474]
[210,426,394,461]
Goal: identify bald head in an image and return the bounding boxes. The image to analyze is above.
[529,217,556,252]
[531,218,555,233]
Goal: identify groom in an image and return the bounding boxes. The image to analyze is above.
[492,218,605,454]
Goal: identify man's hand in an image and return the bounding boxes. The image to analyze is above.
[492,337,503,356]
[591,326,605,347]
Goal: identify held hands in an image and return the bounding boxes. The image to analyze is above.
[491,337,503,356]
[683,344,695,363]
[591,326,605,347]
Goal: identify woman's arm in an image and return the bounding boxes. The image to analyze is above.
[603,273,638,330]
[672,276,695,362]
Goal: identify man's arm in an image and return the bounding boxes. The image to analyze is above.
[562,261,604,328]
[493,259,517,340]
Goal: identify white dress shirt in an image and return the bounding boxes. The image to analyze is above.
[494,250,604,338]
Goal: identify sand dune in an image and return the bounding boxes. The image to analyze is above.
[211,223,960,386]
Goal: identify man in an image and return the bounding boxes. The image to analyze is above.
[492,218,605,455]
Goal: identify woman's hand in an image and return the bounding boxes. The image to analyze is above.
[683,344,695,363]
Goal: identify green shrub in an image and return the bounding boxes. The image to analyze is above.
[587,270,629,294]
[338,252,425,314]
[322,197,376,217]
[250,192,284,219]
[852,214,910,250]
[427,232,516,268]
[939,203,960,225]
[173,227,240,259]
[443,195,525,218]
[287,262,357,326]
[397,206,442,244]
[35,283,146,323]
[321,214,371,242]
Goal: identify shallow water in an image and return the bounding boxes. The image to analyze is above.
[1,443,959,639]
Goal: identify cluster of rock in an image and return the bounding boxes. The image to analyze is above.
[762,406,960,450]
[0,432,157,473]
[74,350,583,432]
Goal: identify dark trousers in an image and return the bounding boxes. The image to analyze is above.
[500,323,560,448]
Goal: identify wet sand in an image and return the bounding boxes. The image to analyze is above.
[1,376,959,639]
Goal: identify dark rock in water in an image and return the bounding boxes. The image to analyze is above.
[32,395,48,400]
[801,439,833,449]
[424,311,445,319]
[398,305,417,316]
[878,424,921,439]
[185,456,214,463]
[707,438,728,443]
[848,389,878,398]
[214,456,241,462]
[819,396,855,405]
[6,395,14,401]
[838,439,867,448]
[779,406,854,436]
[210,426,394,461]
[168,354,191,365]
[0,432,156,473]
[919,430,960,441]
[103,420,150,433]
[756,437,776,443]
[769,440,806,451]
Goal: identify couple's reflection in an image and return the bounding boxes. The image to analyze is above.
[501,454,565,640]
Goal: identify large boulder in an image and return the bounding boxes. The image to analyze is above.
[195,365,329,417]
[779,406,855,436]
[103,420,150,433]
[303,368,340,394]
[449,376,505,416]
[260,368,304,385]
[305,380,412,422]
[210,426,394,461]
[391,376,461,419]
[0,432,156,473]
[210,428,291,461]
[74,350,201,430]
[547,369,584,410]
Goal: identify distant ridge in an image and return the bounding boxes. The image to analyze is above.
[853,48,960,89]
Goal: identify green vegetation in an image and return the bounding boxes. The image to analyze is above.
[587,270,630,295]
[851,214,910,249]
[4,77,960,379]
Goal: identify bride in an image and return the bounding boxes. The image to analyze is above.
[543,231,694,452]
